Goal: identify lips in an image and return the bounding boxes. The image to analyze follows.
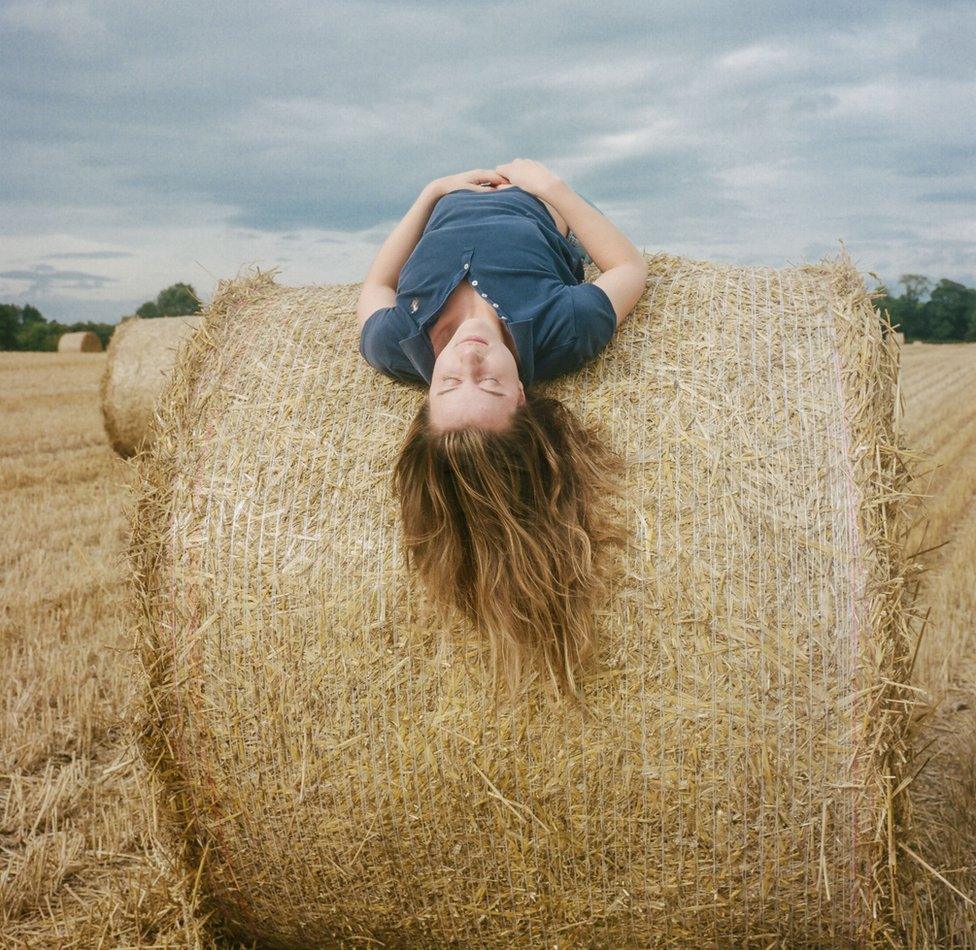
[460,336,488,345]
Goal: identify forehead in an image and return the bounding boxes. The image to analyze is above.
[428,398,518,433]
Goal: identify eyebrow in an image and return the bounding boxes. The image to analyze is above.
[435,386,506,397]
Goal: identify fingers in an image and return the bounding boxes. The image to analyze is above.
[477,169,508,183]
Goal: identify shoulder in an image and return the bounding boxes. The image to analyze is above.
[358,307,426,384]
[566,281,618,353]
[533,280,619,380]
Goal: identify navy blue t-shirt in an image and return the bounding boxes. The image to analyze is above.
[358,185,618,386]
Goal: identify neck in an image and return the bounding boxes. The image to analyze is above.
[428,309,520,370]
[428,282,503,357]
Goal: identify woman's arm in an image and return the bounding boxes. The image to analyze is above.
[538,180,645,273]
[494,159,647,333]
[356,182,443,329]
[495,159,645,272]
[543,179,647,331]
[358,182,444,300]
[356,169,509,329]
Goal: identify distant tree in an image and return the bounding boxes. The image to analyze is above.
[156,282,200,316]
[900,274,933,305]
[0,303,19,349]
[888,274,930,340]
[871,274,976,343]
[2,302,53,350]
[891,295,926,340]
[923,280,976,342]
[134,281,201,319]
[21,304,45,324]
[873,290,917,340]
[0,301,119,350]
[15,320,58,351]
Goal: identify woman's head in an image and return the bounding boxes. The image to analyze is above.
[427,312,525,434]
[393,389,628,700]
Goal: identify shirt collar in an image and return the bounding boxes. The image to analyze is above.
[395,246,536,386]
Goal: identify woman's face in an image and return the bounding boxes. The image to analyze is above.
[428,313,525,433]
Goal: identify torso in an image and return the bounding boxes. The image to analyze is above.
[495,183,569,237]
[424,184,568,362]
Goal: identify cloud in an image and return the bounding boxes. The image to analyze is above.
[1,0,974,323]
[0,264,116,295]
[917,189,976,203]
[0,0,110,46]
[715,43,797,73]
[787,92,839,114]
[45,249,133,259]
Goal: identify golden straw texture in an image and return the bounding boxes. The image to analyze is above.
[57,331,102,353]
[100,315,203,458]
[131,249,923,946]
[902,672,976,945]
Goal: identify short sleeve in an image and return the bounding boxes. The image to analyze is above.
[359,308,425,384]
[359,308,393,372]
[567,281,618,362]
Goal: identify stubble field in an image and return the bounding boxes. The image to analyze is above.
[1,342,975,947]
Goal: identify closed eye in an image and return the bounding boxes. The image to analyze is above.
[436,376,505,396]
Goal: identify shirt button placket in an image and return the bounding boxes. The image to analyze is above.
[466,262,506,320]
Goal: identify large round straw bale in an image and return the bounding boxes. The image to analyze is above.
[101,314,203,457]
[131,252,921,945]
[57,330,102,352]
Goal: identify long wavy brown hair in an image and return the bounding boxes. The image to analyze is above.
[392,389,629,701]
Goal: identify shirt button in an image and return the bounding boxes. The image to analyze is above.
[471,280,478,286]
[463,263,469,269]
[480,293,488,298]
[492,303,499,308]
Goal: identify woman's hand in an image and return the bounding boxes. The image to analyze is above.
[493,158,563,199]
[429,168,511,198]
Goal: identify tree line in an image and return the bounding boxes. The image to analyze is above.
[0,282,201,351]
[873,275,976,342]
[3,274,974,350]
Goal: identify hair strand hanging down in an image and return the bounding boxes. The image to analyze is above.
[393,390,628,700]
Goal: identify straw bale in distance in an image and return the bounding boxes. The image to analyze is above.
[130,251,920,946]
[57,330,102,353]
[100,315,203,458]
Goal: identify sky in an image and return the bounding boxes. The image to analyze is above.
[1,0,974,324]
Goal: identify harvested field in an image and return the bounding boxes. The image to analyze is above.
[1,334,975,945]
[0,352,205,947]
